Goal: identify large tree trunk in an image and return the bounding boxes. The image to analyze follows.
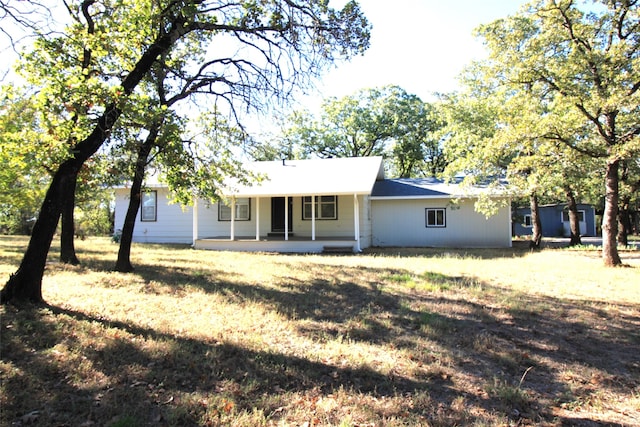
[0,169,69,303]
[1,114,118,304]
[602,159,622,266]
[1,22,187,304]
[564,185,582,247]
[529,192,543,250]
[617,195,631,247]
[60,172,80,265]
[114,128,158,272]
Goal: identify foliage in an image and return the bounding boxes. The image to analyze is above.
[0,88,47,233]
[1,0,372,302]
[158,111,258,206]
[443,0,640,263]
[281,85,446,177]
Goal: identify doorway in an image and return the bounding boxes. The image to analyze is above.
[271,197,293,232]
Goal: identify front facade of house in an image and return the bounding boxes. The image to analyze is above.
[114,157,512,252]
[513,203,597,237]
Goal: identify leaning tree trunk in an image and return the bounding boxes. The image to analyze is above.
[114,128,158,272]
[564,185,582,247]
[60,172,81,265]
[529,192,543,250]
[0,22,188,304]
[602,159,622,266]
[0,112,118,304]
[1,163,76,303]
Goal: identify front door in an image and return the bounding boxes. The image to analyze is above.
[271,197,293,232]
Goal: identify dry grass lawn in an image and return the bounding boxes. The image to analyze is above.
[1,236,639,426]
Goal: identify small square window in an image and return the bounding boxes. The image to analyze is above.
[425,208,446,228]
[140,191,157,222]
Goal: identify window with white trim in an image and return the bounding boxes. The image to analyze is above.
[303,196,337,220]
[140,191,157,222]
[219,198,251,221]
[425,208,446,228]
[562,210,585,222]
[523,214,532,227]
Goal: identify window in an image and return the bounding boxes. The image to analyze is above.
[562,210,585,222]
[140,191,157,222]
[523,214,532,227]
[303,196,337,220]
[219,198,251,221]
[425,208,446,228]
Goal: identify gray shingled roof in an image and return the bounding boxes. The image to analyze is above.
[371,177,489,199]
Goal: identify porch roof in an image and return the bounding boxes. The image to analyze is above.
[222,156,385,198]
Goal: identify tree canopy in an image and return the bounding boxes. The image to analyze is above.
[280,85,446,177]
[445,0,639,265]
[1,0,371,304]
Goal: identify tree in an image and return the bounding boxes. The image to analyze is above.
[475,0,640,266]
[282,85,445,176]
[386,88,446,177]
[1,0,371,304]
[285,87,396,158]
[618,158,640,245]
[0,87,50,235]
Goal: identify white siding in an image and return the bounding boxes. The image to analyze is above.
[293,195,356,238]
[196,199,256,238]
[371,198,511,248]
[360,195,373,249]
[114,188,193,244]
[116,188,512,250]
[115,191,371,244]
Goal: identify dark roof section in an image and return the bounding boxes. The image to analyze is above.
[371,178,454,198]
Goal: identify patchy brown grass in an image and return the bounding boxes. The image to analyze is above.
[1,236,639,427]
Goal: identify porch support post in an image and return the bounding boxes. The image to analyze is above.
[507,202,513,248]
[230,197,235,241]
[284,196,289,241]
[311,195,316,241]
[255,197,260,241]
[354,194,361,252]
[192,196,199,246]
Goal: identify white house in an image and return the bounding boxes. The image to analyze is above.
[114,157,512,253]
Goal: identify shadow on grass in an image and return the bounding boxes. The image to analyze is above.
[2,237,639,426]
[1,303,436,426]
[97,256,640,425]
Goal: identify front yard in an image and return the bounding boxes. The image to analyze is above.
[1,236,639,426]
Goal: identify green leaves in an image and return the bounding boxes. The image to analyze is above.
[280,85,445,177]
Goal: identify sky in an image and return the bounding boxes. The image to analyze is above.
[298,0,529,110]
[1,1,531,123]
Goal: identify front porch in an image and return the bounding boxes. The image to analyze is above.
[193,193,367,253]
[194,235,357,253]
